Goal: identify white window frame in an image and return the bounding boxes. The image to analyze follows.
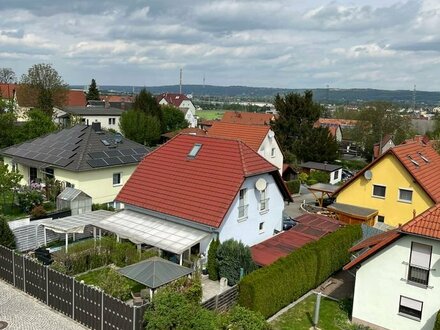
[259,222,264,233]
[334,170,339,180]
[372,184,386,199]
[113,172,122,186]
[271,147,276,158]
[398,188,413,203]
[238,188,248,220]
[259,188,269,213]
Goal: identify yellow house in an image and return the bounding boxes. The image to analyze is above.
[1,123,149,206]
[333,138,440,227]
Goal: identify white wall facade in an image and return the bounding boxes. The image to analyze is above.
[184,109,197,128]
[352,235,440,330]
[3,156,136,204]
[180,100,196,115]
[218,173,284,247]
[329,168,343,184]
[258,131,284,173]
[78,115,121,132]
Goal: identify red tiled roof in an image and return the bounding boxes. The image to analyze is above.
[343,229,401,270]
[67,90,87,107]
[317,118,358,127]
[207,122,270,151]
[335,140,440,203]
[328,126,338,138]
[117,134,290,228]
[102,95,134,103]
[221,111,274,125]
[251,213,342,266]
[401,203,440,239]
[156,93,190,108]
[162,128,207,139]
[0,83,18,99]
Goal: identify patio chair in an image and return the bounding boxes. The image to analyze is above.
[131,292,143,306]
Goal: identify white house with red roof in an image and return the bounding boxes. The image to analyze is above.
[156,92,197,127]
[100,134,292,265]
[344,204,440,330]
[208,121,283,173]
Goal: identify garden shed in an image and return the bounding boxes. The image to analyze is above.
[57,187,92,215]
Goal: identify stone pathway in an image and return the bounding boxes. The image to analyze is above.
[0,280,85,330]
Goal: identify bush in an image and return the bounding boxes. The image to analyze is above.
[435,309,440,330]
[207,239,220,280]
[92,203,115,211]
[306,179,318,186]
[217,239,256,286]
[17,188,44,213]
[298,172,308,184]
[219,306,271,330]
[285,179,300,194]
[238,225,362,318]
[165,272,203,304]
[31,205,47,218]
[308,170,330,184]
[0,215,16,249]
[95,268,132,300]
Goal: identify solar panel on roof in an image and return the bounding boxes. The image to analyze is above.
[104,157,123,166]
[55,158,74,167]
[105,150,123,157]
[132,154,144,161]
[120,149,136,156]
[133,147,147,154]
[101,139,110,146]
[89,152,107,159]
[119,155,137,164]
[87,159,107,168]
[43,155,59,164]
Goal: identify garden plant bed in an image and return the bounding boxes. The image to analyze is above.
[271,294,363,330]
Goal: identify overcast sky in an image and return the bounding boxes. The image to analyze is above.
[0,0,439,90]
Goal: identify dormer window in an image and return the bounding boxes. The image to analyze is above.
[188,143,202,158]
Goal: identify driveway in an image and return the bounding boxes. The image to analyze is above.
[284,184,316,219]
[0,280,85,330]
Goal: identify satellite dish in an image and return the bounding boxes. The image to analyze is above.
[255,178,267,191]
[364,170,373,180]
[268,130,275,138]
[114,133,123,144]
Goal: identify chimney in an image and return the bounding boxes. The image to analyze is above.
[91,122,101,132]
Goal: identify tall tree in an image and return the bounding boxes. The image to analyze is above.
[352,102,414,160]
[0,163,22,215]
[20,63,68,115]
[0,112,18,148]
[0,68,16,84]
[162,105,189,132]
[119,110,161,146]
[17,109,58,142]
[271,90,338,162]
[86,78,100,101]
[0,215,16,249]
[133,88,164,130]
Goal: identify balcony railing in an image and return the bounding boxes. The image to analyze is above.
[238,204,249,219]
[408,265,429,286]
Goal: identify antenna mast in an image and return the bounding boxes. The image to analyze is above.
[179,68,183,94]
[412,84,416,111]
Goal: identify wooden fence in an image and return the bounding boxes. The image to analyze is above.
[201,285,238,311]
[0,244,147,330]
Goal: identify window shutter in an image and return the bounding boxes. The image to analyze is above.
[410,242,431,269]
[400,296,422,311]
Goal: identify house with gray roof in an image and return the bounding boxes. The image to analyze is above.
[1,123,149,205]
[300,161,343,184]
[54,106,124,132]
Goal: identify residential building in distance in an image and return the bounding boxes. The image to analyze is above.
[221,111,275,126]
[207,121,283,172]
[1,123,149,205]
[344,203,440,330]
[54,106,123,132]
[299,161,342,185]
[373,134,395,160]
[156,92,197,127]
[110,134,292,263]
[334,138,440,227]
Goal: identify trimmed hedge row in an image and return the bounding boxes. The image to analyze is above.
[286,179,301,194]
[435,309,440,330]
[238,224,362,318]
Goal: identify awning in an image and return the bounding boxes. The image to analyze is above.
[117,256,193,289]
[97,210,210,254]
[40,210,113,234]
[327,203,378,220]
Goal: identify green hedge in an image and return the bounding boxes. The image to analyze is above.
[286,179,300,194]
[435,309,440,330]
[238,225,362,318]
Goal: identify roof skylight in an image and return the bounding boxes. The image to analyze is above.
[408,155,420,167]
[418,152,429,163]
[188,143,202,158]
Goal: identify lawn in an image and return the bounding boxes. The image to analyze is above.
[271,294,359,330]
[197,110,225,120]
[76,266,145,301]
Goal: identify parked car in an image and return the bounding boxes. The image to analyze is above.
[342,169,354,181]
[282,213,297,231]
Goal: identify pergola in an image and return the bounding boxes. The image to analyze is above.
[117,257,194,300]
[307,183,339,207]
[97,210,210,265]
[39,210,113,252]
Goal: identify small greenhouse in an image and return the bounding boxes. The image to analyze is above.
[56,187,92,215]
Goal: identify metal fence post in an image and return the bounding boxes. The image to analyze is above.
[12,251,15,287]
[72,278,75,319]
[23,256,26,292]
[46,266,49,304]
[101,290,104,330]
[132,306,136,330]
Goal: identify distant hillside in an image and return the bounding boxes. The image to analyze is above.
[71,85,440,105]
